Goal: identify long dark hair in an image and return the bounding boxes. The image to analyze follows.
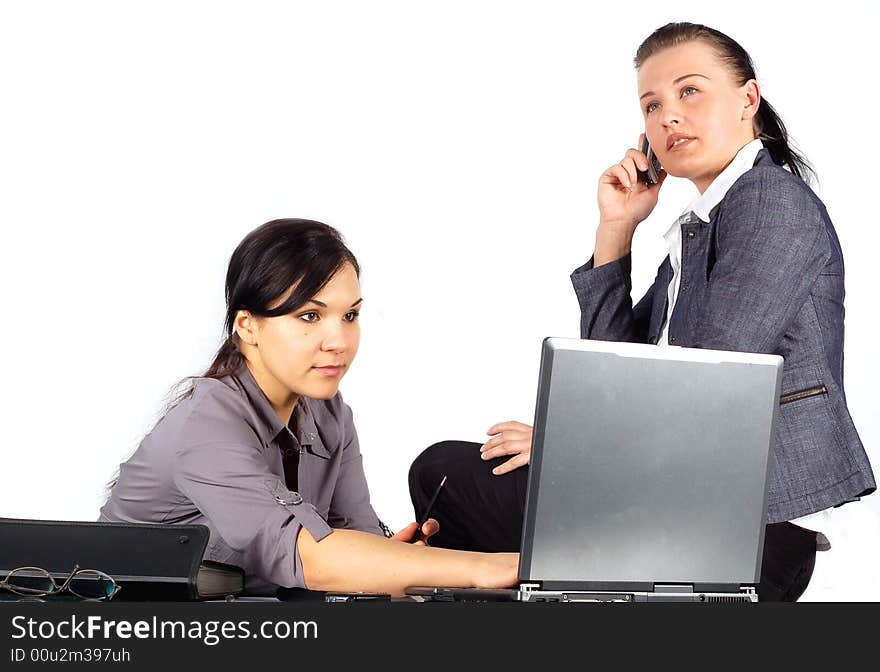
[634,22,815,184]
[203,218,360,382]
[106,219,359,492]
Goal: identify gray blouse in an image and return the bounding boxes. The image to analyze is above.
[99,364,384,593]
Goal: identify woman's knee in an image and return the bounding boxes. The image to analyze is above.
[408,440,482,494]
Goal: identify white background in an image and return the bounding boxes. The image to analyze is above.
[1,1,877,600]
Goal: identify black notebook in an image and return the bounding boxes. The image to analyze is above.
[0,518,244,601]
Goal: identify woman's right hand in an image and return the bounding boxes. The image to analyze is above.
[597,134,667,237]
[473,552,520,588]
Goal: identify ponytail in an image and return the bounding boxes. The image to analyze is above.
[754,98,815,184]
[105,333,245,493]
[202,333,245,381]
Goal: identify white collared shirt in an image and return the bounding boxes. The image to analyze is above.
[655,138,830,534]
[658,138,764,347]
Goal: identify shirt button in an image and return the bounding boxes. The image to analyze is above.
[670,336,677,344]
[289,492,303,505]
[283,448,297,458]
[687,231,696,239]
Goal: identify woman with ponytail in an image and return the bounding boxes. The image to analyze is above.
[409,23,875,601]
[101,219,517,595]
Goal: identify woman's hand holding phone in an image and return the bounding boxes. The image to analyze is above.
[594,134,667,266]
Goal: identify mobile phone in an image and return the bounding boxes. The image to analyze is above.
[638,136,662,186]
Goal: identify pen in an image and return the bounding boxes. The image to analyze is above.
[410,475,447,543]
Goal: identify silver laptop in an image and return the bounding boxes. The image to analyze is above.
[408,337,782,603]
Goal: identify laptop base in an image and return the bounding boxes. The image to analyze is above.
[518,590,757,603]
[405,585,758,603]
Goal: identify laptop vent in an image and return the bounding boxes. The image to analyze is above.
[703,595,750,603]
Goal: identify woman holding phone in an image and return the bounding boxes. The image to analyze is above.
[101,218,518,596]
[409,22,875,600]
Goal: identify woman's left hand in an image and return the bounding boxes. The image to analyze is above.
[391,518,440,545]
[480,421,533,475]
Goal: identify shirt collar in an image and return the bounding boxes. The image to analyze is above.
[662,138,763,242]
[296,399,321,450]
[686,138,764,222]
[231,363,320,449]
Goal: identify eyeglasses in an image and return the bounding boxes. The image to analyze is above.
[0,565,120,601]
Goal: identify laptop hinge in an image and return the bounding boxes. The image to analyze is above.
[653,584,694,594]
[519,583,541,593]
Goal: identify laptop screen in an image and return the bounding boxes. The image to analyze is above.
[519,338,781,591]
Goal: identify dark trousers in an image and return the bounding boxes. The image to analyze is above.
[409,440,818,602]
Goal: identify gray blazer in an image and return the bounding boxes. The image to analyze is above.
[571,149,875,523]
